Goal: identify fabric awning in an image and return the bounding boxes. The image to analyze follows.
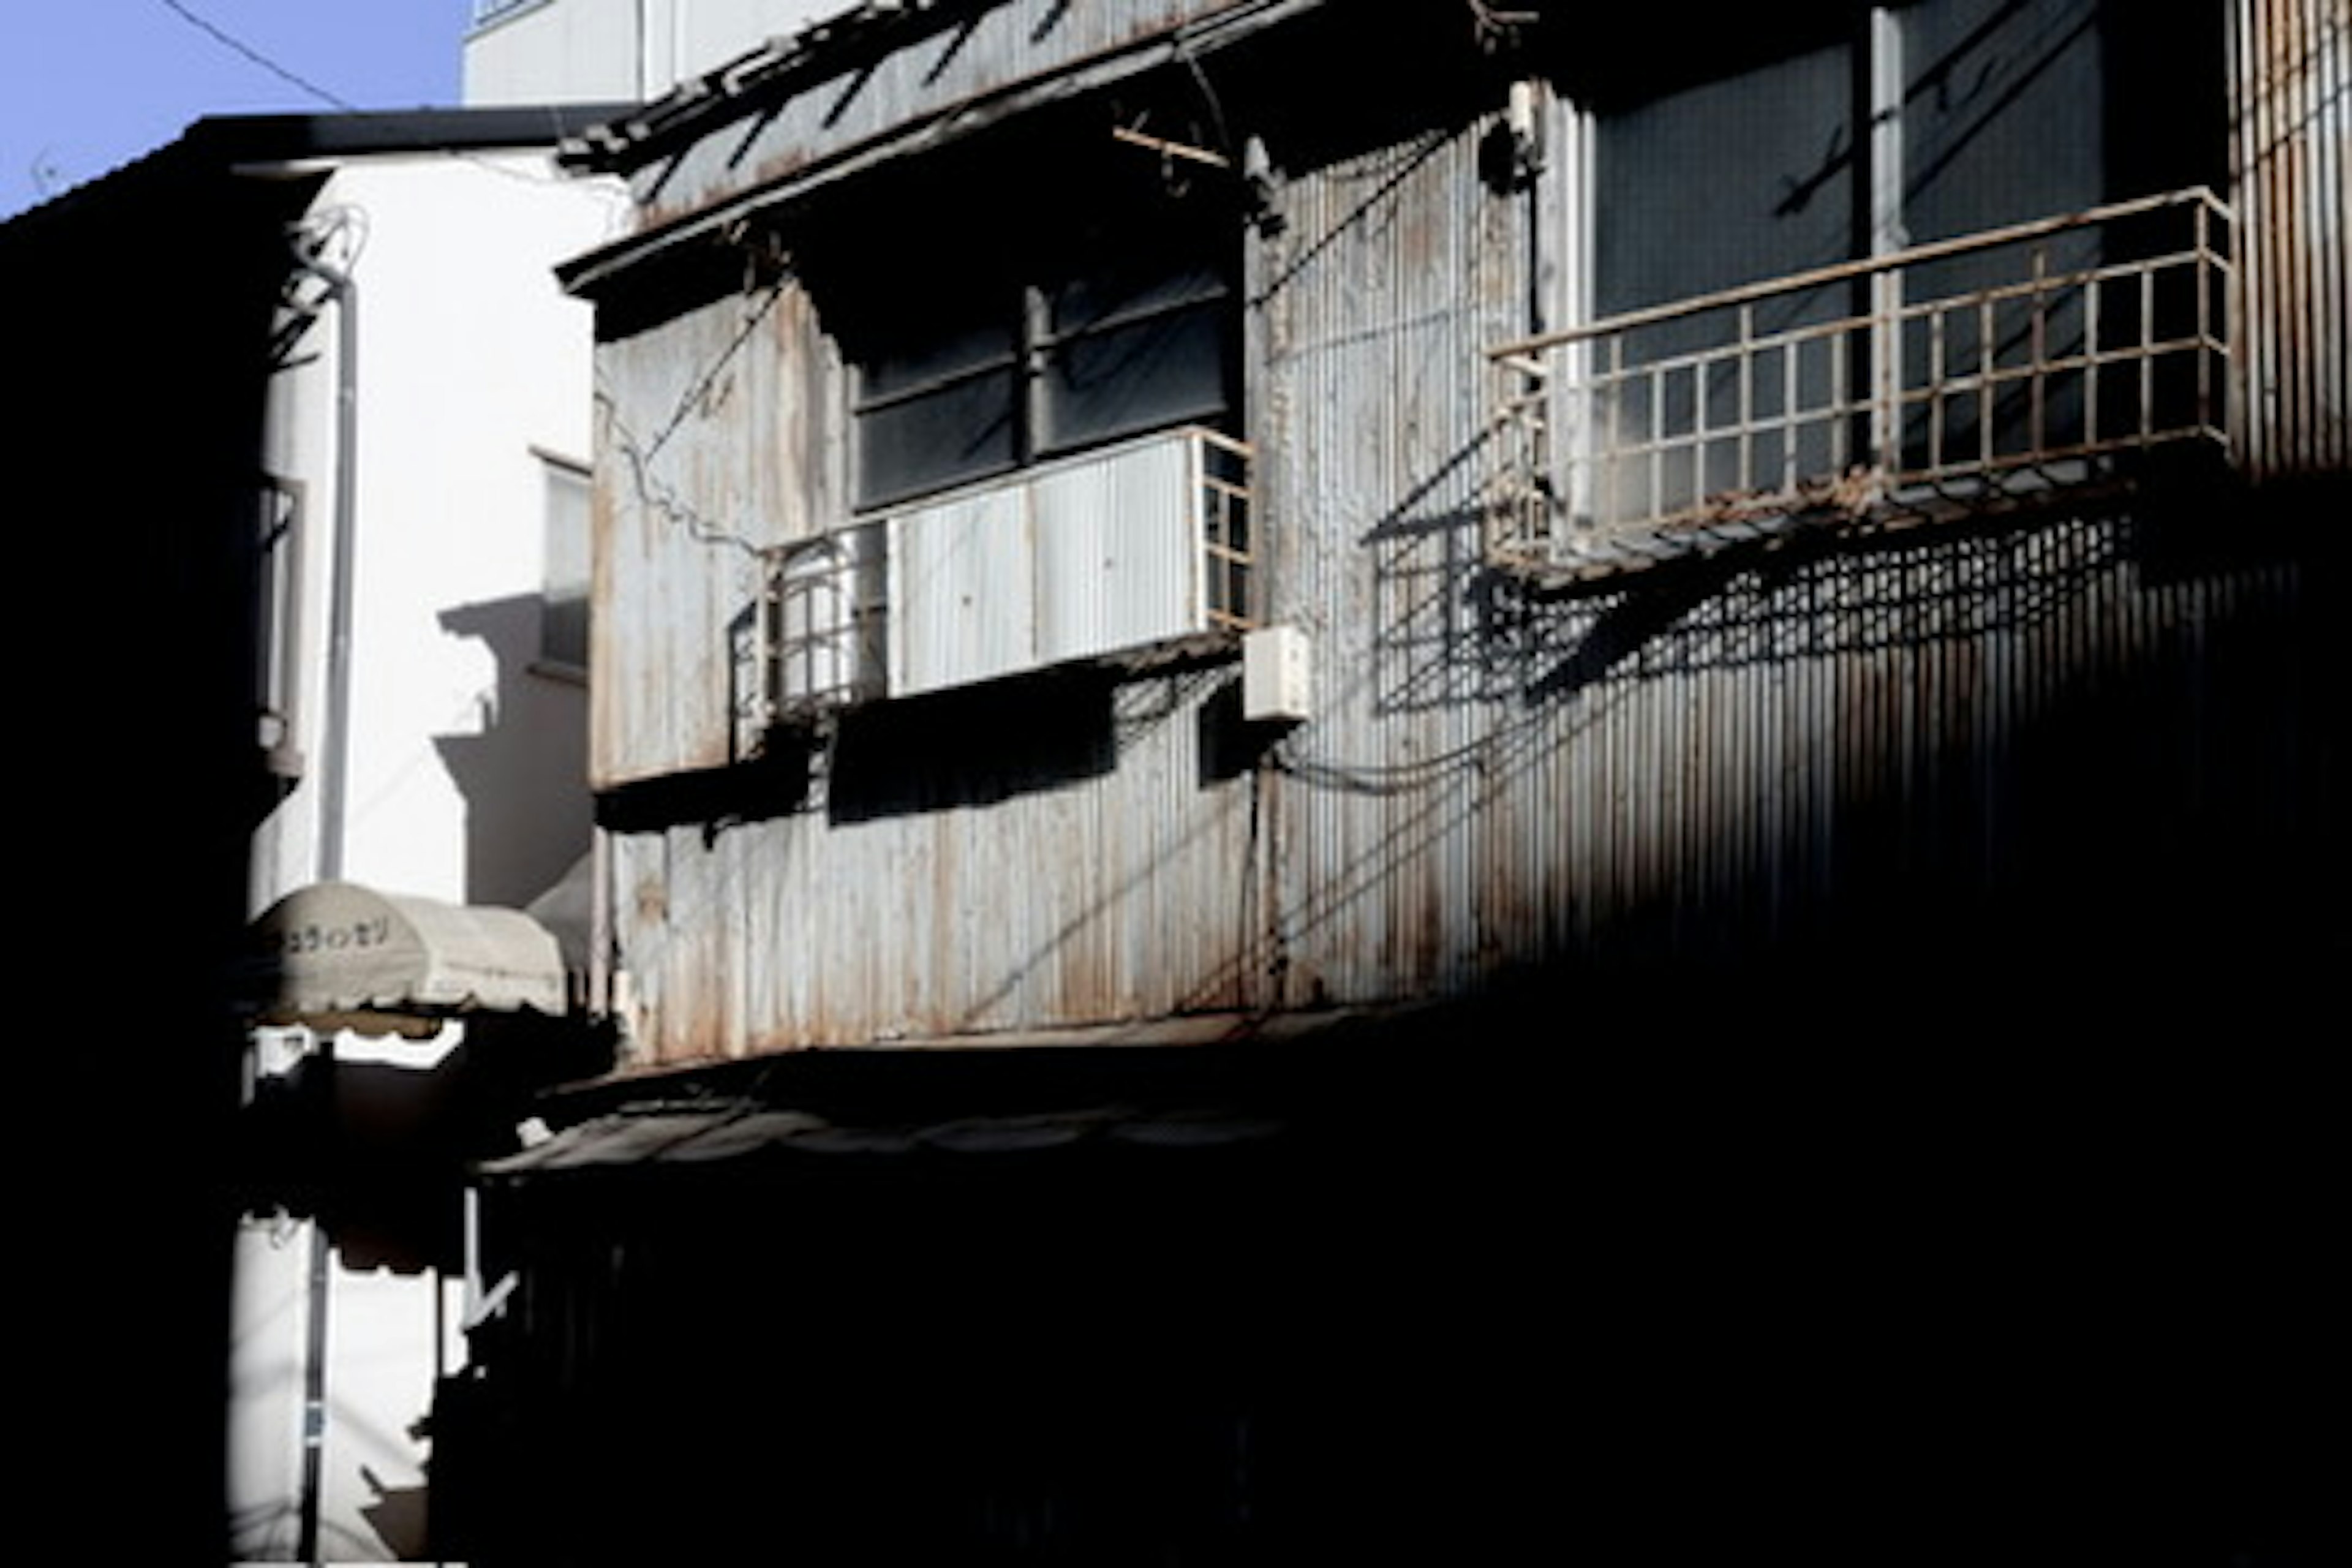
[239,880,567,1036]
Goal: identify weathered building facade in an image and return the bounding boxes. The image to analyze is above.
[454,1,2344,1562]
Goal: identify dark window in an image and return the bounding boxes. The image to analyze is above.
[540,453,592,671]
[834,149,1240,511]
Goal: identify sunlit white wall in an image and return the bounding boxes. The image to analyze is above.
[464,0,843,105]
[232,146,621,1564]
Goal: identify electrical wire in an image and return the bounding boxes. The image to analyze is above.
[151,0,617,195]
[595,277,789,559]
[155,0,361,113]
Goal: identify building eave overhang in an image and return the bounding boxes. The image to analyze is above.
[1,104,635,239]
[554,0,1333,298]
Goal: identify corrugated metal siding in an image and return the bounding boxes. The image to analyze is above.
[1256,123,1534,1006]
[1032,434,1202,665]
[611,661,1260,1060]
[592,14,2342,1065]
[888,431,1205,699]
[889,484,1036,696]
[633,0,1264,228]
[593,282,845,786]
[2235,0,2351,477]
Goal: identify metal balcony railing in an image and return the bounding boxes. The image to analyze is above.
[1197,429,1256,633]
[732,427,1255,748]
[1488,186,2236,578]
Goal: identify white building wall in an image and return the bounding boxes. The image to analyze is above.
[228,1215,310,1558]
[234,146,622,1564]
[249,150,622,910]
[464,0,842,105]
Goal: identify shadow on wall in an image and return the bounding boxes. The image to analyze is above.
[437,595,595,910]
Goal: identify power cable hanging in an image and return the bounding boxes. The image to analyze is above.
[595,284,790,560]
[151,0,603,192]
[155,0,360,112]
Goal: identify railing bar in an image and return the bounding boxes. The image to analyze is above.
[2085,266,2103,446]
[1782,341,1799,492]
[1602,329,1869,383]
[1890,423,2219,481]
[1491,184,2230,358]
[2029,245,2048,456]
[1939,250,2211,303]
[2140,266,2156,443]
[1650,366,1665,527]
[2041,334,2218,367]
[1929,306,1947,474]
[1737,303,1754,494]
[1979,293,1996,470]
[1534,260,2219,467]
[2195,201,2213,430]
[1604,335,1624,530]
[1829,332,1847,472]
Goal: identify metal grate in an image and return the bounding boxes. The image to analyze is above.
[736,521,888,752]
[1490,187,2236,577]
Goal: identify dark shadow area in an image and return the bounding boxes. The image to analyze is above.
[233,1017,614,1276]
[595,744,817,834]
[1195,673,1285,783]
[448,1006,2337,1567]
[6,143,328,1563]
[1360,438,1520,717]
[600,663,1131,832]
[1485,477,2343,997]
[437,595,594,910]
[358,1465,431,1562]
[827,664,1120,823]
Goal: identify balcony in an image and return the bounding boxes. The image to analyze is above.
[734,426,1253,746]
[1489,187,2235,582]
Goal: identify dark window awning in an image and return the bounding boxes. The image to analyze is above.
[239,880,567,1038]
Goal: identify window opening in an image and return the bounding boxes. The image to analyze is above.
[540,452,592,672]
[832,133,1242,513]
[1493,1,2229,575]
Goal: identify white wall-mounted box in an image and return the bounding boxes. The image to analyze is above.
[1243,624,1312,724]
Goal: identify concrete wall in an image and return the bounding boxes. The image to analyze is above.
[464,0,844,105]
[232,148,621,1564]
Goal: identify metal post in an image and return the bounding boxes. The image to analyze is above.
[1867,6,1904,476]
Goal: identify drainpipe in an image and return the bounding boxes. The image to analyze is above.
[287,220,358,1568]
[293,227,360,887]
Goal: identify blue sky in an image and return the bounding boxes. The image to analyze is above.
[2,1,476,221]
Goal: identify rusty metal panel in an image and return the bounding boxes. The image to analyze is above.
[593,282,845,786]
[631,0,1267,230]
[1251,117,1536,1007]
[589,16,2339,1068]
[2234,0,2351,478]
[608,660,1261,1065]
